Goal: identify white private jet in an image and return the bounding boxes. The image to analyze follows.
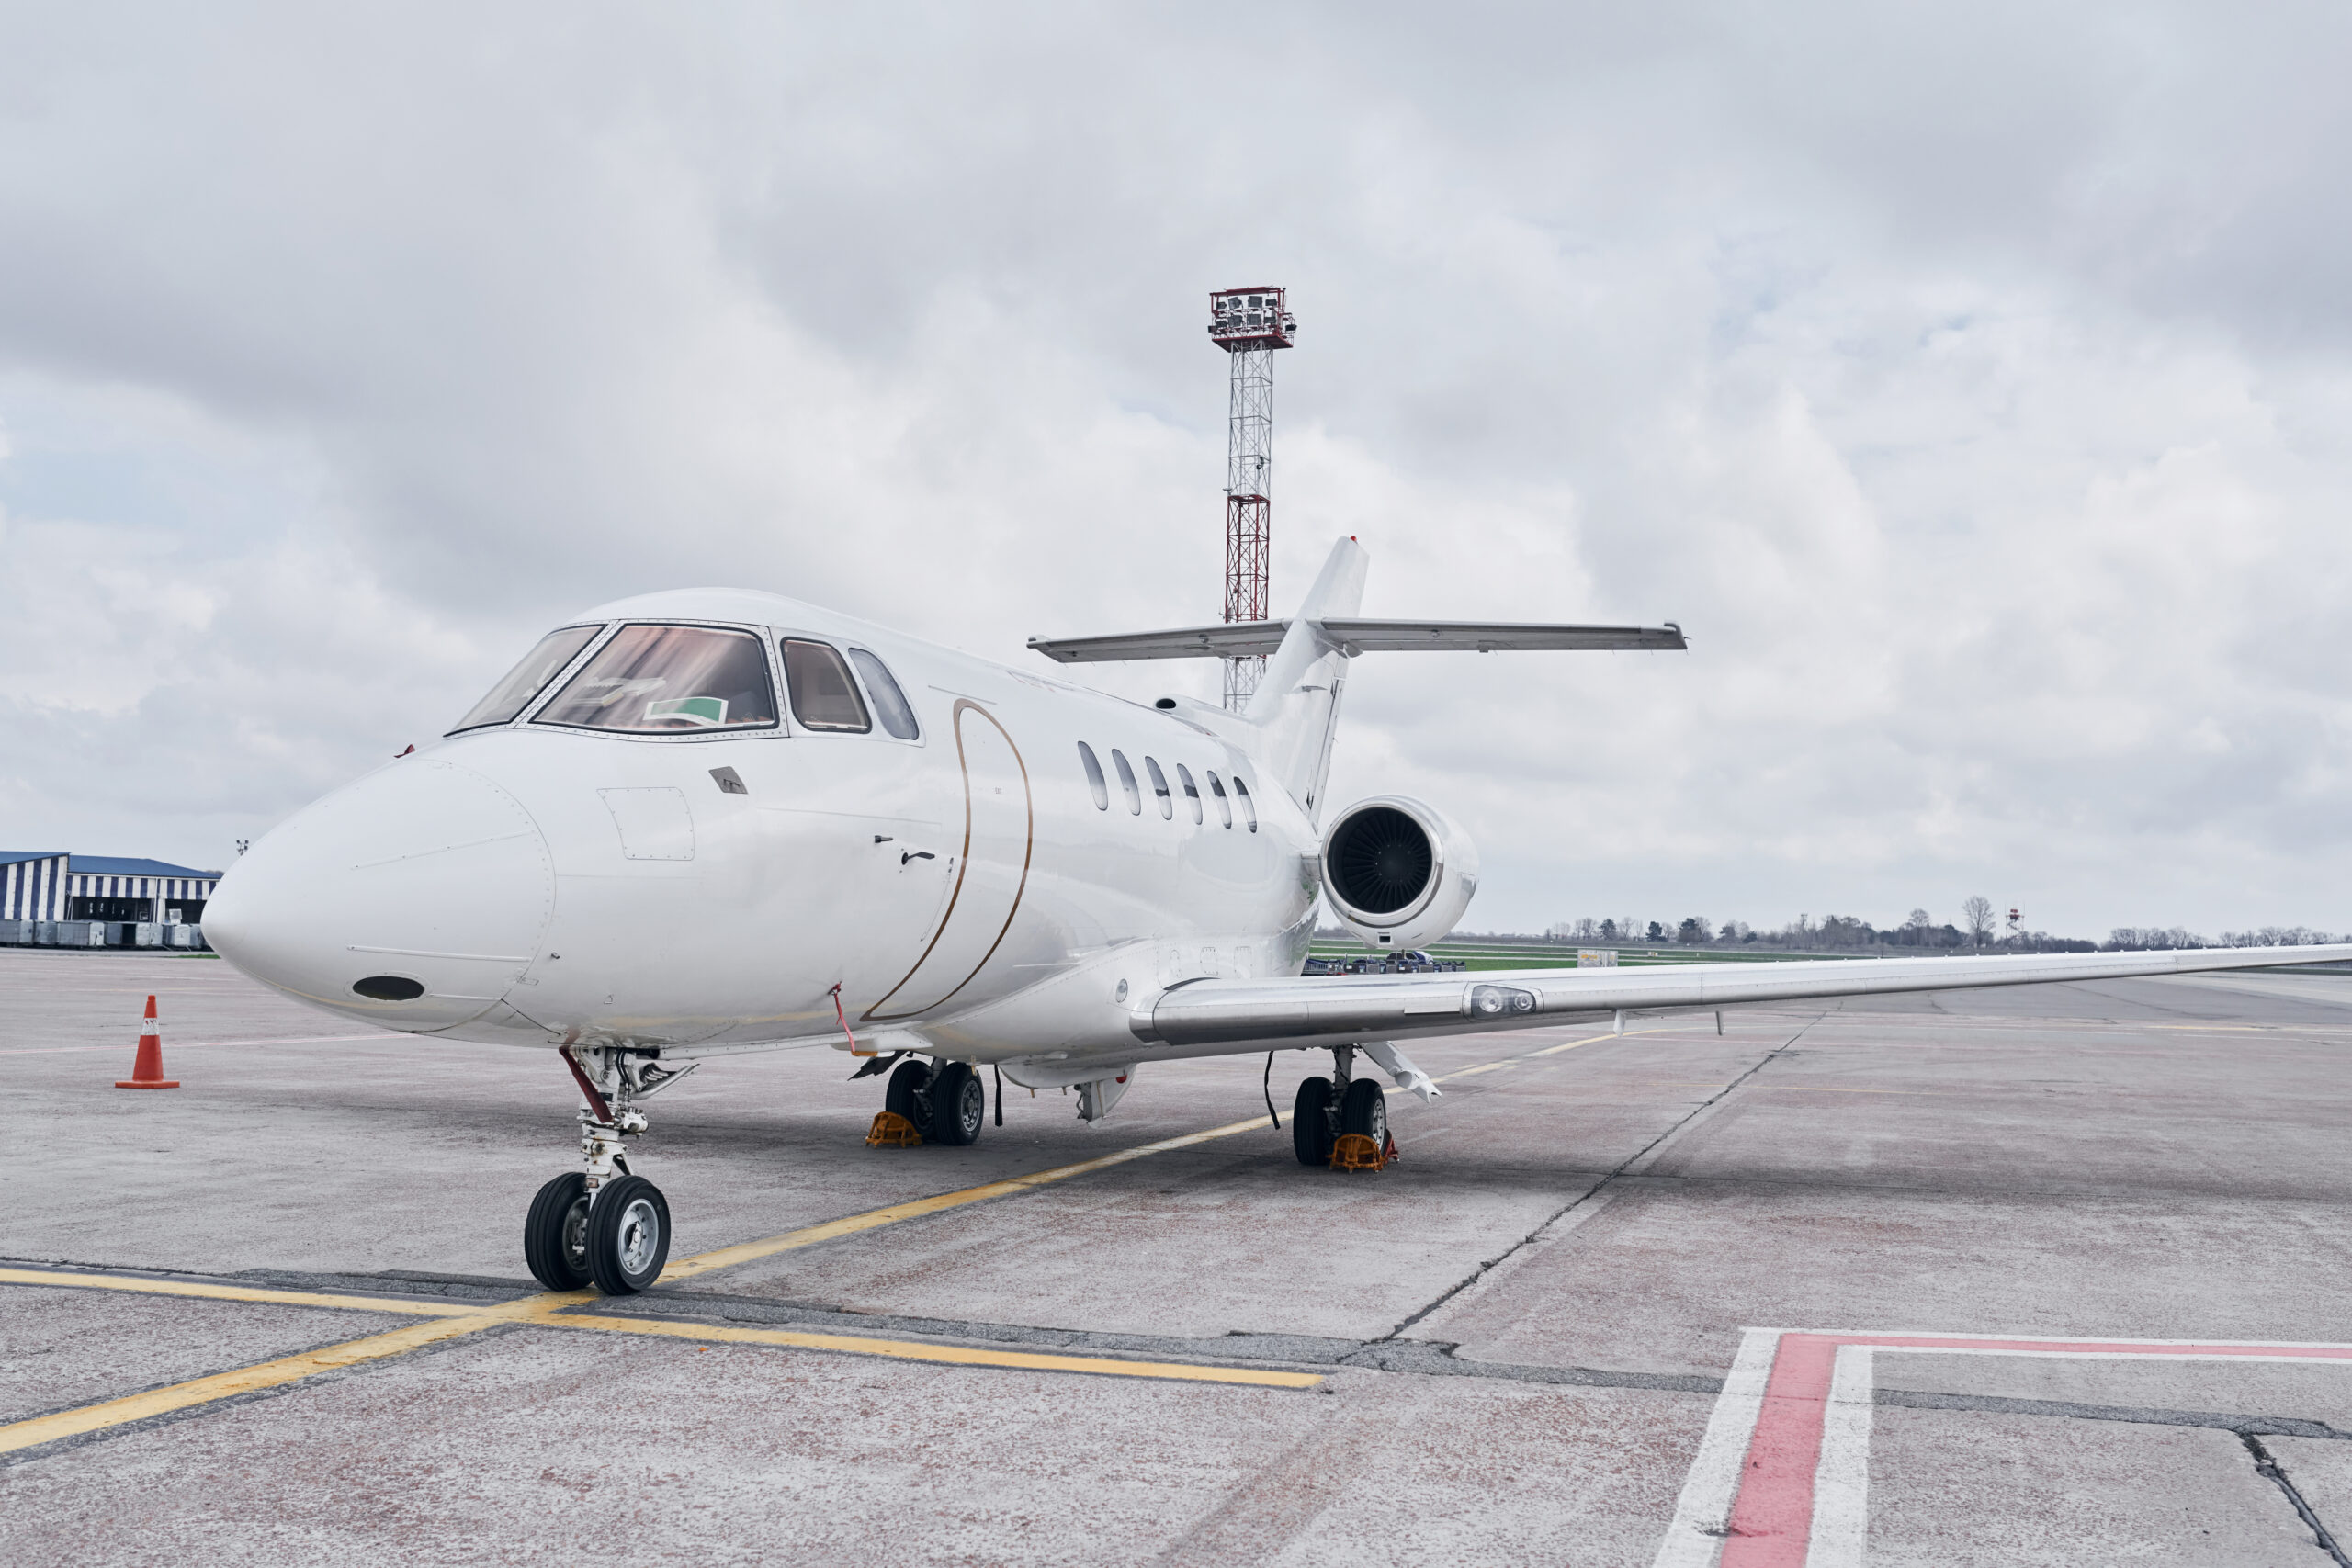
[203,536,2352,1294]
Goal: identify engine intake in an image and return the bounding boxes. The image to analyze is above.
[1318,795,1478,951]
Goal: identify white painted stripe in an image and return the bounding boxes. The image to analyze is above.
[1651,1326,1784,1568]
[1805,1345,1873,1568]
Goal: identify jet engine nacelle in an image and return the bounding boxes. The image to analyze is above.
[1317,795,1480,951]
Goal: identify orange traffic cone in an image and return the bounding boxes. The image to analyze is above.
[116,995,178,1089]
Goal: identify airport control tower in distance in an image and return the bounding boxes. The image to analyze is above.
[1207,287,1297,710]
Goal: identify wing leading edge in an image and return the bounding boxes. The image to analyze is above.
[1130,943,2352,1051]
[1027,617,1685,663]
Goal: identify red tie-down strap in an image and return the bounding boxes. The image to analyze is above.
[831,983,860,1054]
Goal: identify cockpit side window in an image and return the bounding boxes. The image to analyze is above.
[1205,770,1233,828]
[1110,749,1142,814]
[537,625,778,733]
[1232,775,1259,832]
[449,625,601,733]
[1144,757,1173,819]
[847,649,920,740]
[783,639,872,733]
[1174,763,1204,824]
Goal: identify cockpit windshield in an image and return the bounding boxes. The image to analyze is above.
[537,624,779,733]
[449,625,601,733]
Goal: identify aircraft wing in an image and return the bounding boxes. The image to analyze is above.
[1028,621,1291,662]
[1026,618,1684,663]
[1130,944,2352,1051]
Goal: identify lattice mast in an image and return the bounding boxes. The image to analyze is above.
[1207,287,1297,709]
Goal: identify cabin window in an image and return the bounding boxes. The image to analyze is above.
[1143,757,1173,819]
[538,625,779,733]
[1111,749,1142,815]
[847,649,920,740]
[1175,763,1204,824]
[782,639,872,732]
[1205,770,1233,828]
[1078,742,1108,810]
[450,625,600,732]
[1232,775,1259,832]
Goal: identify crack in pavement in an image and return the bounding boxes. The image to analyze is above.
[2245,1433,2352,1566]
[1370,1015,1825,1343]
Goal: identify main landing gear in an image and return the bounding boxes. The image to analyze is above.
[524,1045,695,1294]
[1292,1044,1389,1168]
[876,1056,988,1146]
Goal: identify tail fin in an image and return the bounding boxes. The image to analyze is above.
[1244,537,1368,821]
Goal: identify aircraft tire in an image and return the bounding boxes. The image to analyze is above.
[1340,1078,1387,1147]
[585,1175,671,1295]
[523,1172,592,1291]
[885,1058,934,1136]
[1292,1077,1334,1167]
[928,1062,986,1146]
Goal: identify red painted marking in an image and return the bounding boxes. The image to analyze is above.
[1722,1331,2352,1566]
[1722,1334,1838,1566]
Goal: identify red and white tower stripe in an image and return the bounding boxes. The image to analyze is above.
[1206,287,1297,710]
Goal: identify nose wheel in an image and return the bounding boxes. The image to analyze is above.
[584,1175,671,1293]
[525,1044,686,1294]
[524,1172,593,1289]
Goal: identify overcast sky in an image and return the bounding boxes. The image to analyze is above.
[4,2,2349,937]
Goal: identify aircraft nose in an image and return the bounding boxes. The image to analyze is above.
[206,759,553,1031]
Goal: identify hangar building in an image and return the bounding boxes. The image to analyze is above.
[1,852,224,946]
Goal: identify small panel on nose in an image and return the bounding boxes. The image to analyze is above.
[598,788,696,861]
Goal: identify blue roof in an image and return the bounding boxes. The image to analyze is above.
[67,856,224,878]
[0,851,68,866]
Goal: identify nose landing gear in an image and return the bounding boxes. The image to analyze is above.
[523,1044,690,1294]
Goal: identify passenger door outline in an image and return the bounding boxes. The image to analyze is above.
[863,699,1033,1021]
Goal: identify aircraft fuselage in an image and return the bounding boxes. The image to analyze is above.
[205,588,1317,1079]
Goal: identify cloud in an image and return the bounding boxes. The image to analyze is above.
[2,1,2349,933]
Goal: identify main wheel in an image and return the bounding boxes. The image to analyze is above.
[1292,1076,1334,1167]
[885,1057,934,1136]
[585,1174,671,1295]
[928,1062,987,1146]
[523,1172,592,1291]
[1340,1078,1388,1146]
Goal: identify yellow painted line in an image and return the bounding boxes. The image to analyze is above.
[661,1114,1272,1280]
[0,1268,483,1317]
[1529,1027,1668,1057]
[0,1291,590,1457]
[556,1314,1323,1388]
[0,1016,1689,1451]
[673,1027,1704,1279]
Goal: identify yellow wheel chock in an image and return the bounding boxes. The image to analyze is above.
[866,1111,923,1147]
[1329,1133,1396,1172]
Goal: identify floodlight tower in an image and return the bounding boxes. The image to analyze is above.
[1207,286,1298,709]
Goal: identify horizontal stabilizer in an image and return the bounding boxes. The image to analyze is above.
[1028,617,1685,663]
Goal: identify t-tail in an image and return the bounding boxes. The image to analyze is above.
[1025,535,1688,824]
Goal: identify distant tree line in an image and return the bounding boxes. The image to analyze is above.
[1521,906,2347,955]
